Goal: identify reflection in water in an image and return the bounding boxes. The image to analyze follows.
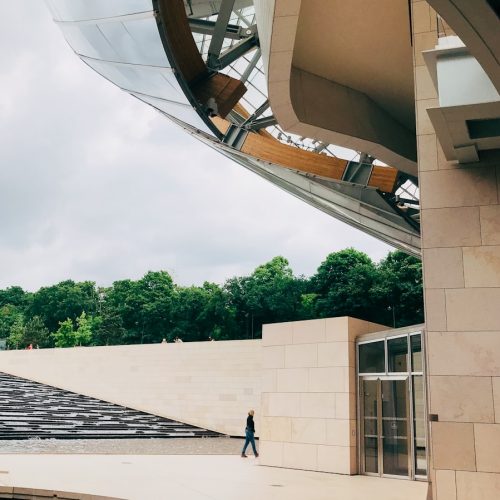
[0,437,242,455]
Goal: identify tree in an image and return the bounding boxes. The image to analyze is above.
[372,251,424,327]
[23,316,50,348]
[52,318,77,348]
[7,316,25,350]
[75,311,93,346]
[225,257,306,338]
[312,249,378,321]
[92,306,126,346]
[28,280,98,333]
[0,305,23,340]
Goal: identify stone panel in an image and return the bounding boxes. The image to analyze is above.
[308,367,345,393]
[428,332,500,376]
[262,369,277,392]
[430,376,494,423]
[480,206,500,245]
[282,442,318,470]
[435,469,457,500]
[446,288,500,331]
[299,393,336,419]
[463,246,500,288]
[420,168,498,210]
[412,1,432,34]
[432,422,476,471]
[424,289,447,331]
[326,419,356,447]
[324,317,349,342]
[456,471,500,500]
[259,440,284,467]
[262,323,293,346]
[285,343,317,368]
[423,247,464,289]
[317,445,355,474]
[260,416,292,442]
[290,418,326,445]
[474,424,500,473]
[276,368,309,393]
[418,133,438,171]
[317,342,351,368]
[493,378,500,423]
[263,345,285,369]
[335,393,355,419]
[421,207,481,248]
[292,319,325,344]
[267,393,301,417]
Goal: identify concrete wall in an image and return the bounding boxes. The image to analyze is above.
[259,317,387,474]
[413,2,500,498]
[0,340,261,437]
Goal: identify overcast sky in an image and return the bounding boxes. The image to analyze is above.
[0,1,392,291]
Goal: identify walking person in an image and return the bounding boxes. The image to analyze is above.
[241,409,258,458]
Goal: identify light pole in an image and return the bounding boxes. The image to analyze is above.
[387,305,396,328]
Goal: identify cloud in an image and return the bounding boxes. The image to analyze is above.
[0,1,392,291]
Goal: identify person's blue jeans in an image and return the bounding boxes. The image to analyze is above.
[242,428,258,455]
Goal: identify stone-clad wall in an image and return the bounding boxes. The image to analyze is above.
[259,317,386,474]
[0,340,261,437]
[412,2,500,498]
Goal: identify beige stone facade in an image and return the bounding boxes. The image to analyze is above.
[0,341,261,437]
[259,317,386,474]
[412,1,500,498]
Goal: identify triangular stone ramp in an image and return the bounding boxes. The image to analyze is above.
[0,372,221,439]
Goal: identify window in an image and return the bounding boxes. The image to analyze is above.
[359,341,385,373]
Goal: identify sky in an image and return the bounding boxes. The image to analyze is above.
[0,1,392,292]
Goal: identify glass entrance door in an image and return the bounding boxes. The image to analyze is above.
[361,377,410,478]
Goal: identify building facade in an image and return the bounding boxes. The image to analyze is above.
[45,1,500,498]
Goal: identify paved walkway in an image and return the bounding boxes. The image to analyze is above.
[0,454,428,500]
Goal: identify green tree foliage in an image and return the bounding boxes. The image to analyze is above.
[7,316,25,350]
[312,249,378,320]
[23,316,50,348]
[0,250,424,347]
[28,280,98,333]
[372,251,424,327]
[52,318,77,348]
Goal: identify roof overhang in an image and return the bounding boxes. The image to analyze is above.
[255,0,418,176]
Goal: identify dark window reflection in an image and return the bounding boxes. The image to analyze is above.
[359,341,385,373]
[411,334,422,372]
[387,336,408,372]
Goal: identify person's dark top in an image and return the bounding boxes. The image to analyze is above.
[246,414,255,433]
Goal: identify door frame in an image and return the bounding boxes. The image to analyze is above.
[359,375,413,479]
[356,327,428,481]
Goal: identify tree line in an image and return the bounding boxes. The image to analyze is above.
[0,249,423,349]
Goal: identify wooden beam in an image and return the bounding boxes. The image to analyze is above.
[156,0,247,119]
[241,133,348,180]
[192,73,247,119]
[367,166,399,193]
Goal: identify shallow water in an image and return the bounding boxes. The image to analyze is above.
[0,437,245,455]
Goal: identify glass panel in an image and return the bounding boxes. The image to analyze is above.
[411,334,423,372]
[46,0,152,22]
[413,376,427,476]
[359,341,385,373]
[387,336,408,372]
[60,24,119,61]
[82,58,187,103]
[364,437,379,474]
[131,93,213,135]
[362,379,378,473]
[99,18,169,66]
[381,379,409,476]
